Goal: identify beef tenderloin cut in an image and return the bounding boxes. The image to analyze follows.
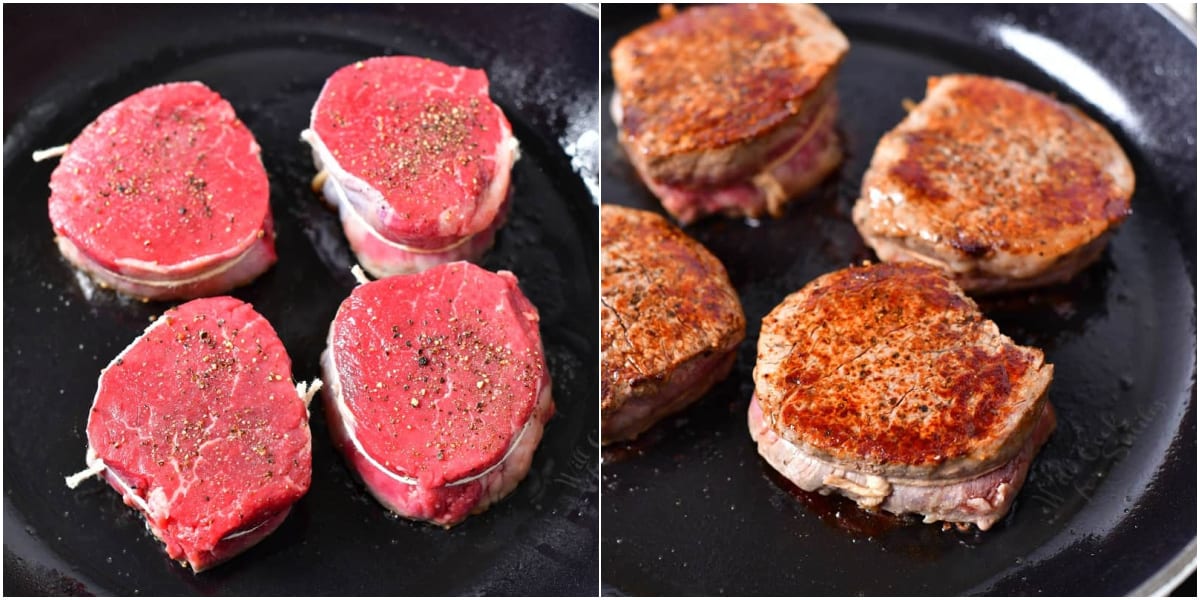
[601,205,746,444]
[301,56,518,278]
[751,262,1054,530]
[45,82,276,301]
[610,3,848,223]
[853,74,1134,293]
[321,261,553,526]
[68,297,312,571]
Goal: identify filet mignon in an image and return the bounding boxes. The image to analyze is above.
[852,74,1135,293]
[321,261,553,526]
[45,82,276,301]
[301,56,518,277]
[610,3,848,224]
[751,262,1055,530]
[601,205,745,444]
[68,297,312,571]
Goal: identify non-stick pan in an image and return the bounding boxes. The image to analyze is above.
[600,4,1195,595]
[4,4,598,595]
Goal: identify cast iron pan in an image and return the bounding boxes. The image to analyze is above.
[600,4,1195,596]
[3,4,598,595]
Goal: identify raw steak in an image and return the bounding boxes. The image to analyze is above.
[68,296,312,571]
[321,261,553,526]
[301,56,518,277]
[45,82,275,300]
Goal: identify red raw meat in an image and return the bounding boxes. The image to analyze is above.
[46,82,275,300]
[73,297,311,571]
[322,261,553,526]
[302,56,518,276]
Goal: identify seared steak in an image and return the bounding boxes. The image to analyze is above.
[321,262,552,526]
[302,56,518,277]
[45,82,275,300]
[601,205,745,443]
[749,396,1055,530]
[69,297,311,571]
[611,3,848,223]
[751,263,1054,530]
[853,74,1134,293]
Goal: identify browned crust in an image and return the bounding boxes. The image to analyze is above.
[611,3,848,186]
[754,262,1053,480]
[853,74,1134,288]
[601,205,746,419]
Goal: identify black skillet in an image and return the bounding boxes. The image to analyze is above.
[600,4,1196,596]
[3,4,598,595]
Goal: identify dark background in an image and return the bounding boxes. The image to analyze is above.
[600,4,1196,596]
[4,4,598,595]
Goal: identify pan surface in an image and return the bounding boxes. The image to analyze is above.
[600,4,1195,596]
[4,4,598,595]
